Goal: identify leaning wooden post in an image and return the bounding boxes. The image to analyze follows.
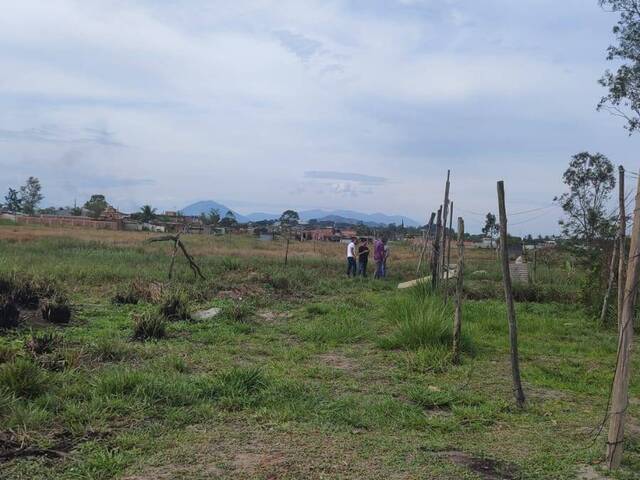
[606,171,640,470]
[440,170,451,279]
[600,240,619,326]
[168,234,180,280]
[431,206,443,290]
[617,165,626,331]
[497,180,526,408]
[284,228,290,266]
[445,202,454,294]
[452,217,465,364]
[416,212,435,275]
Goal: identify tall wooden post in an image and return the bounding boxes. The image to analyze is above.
[440,170,451,279]
[617,166,626,330]
[452,217,465,364]
[444,202,454,302]
[431,206,442,290]
[416,212,436,275]
[601,240,620,326]
[606,172,640,470]
[497,181,526,408]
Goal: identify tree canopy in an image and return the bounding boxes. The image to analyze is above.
[279,209,299,227]
[555,151,616,244]
[84,194,109,219]
[598,0,640,132]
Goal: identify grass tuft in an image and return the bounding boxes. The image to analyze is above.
[0,357,48,398]
[221,301,255,322]
[132,312,166,341]
[159,289,190,321]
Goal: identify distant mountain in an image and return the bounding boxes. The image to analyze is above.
[180,201,249,223]
[180,201,419,227]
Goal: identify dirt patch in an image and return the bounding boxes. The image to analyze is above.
[256,310,291,325]
[576,465,610,480]
[439,451,518,480]
[316,352,358,372]
[232,451,287,475]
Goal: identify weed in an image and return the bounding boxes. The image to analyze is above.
[41,293,72,324]
[0,357,48,398]
[159,289,190,321]
[132,312,166,341]
[25,331,62,355]
[221,301,255,322]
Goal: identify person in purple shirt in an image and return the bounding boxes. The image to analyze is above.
[373,237,385,279]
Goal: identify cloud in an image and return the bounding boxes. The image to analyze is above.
[0,125,124,146]
[273,30,323,61]
[304,171,388,185]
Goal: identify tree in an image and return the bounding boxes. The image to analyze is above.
[279,209,299,227]
[200,208,220,226]
[598,0,640,132]
[555,152,616,245]
[219,210,237,227]
[482,213,499,247]
[19,177,43,215]
[70,206,82,216]
[3,188,22,213]
[140,205,157,223]
[84,194,109,219]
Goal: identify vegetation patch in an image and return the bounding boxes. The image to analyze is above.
[0,298,20,329]
[132,312,167,341]
[0,357,48,399]
[159,289,191,321]
[41,293,72,324]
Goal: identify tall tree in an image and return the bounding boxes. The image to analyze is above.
[598,0,640,132]
[555,152,616,245]
[279,209,299,226]
[482,212,499,247]
[19,177,44,215]
[200,208,220,226]
[84,194,109,219]
[140,205,157,223]
[220,210,238,227]
[3,188,22,213]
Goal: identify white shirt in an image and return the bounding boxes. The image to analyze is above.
[347,241,356,258]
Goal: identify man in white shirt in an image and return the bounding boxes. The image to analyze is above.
[346,237,357,277]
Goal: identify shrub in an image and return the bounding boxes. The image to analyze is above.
[0,358,48,398]
[159,290,190,321]
[132,312,166,341]
[0,298,20,329]
[41,293,72,324]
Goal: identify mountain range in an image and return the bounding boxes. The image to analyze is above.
[180,201,419,227]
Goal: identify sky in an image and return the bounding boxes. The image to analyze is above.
[1,0,638,235]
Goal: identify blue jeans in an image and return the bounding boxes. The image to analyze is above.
[358,258,368,277]
[347,257,357,276]
[374,261,384,279]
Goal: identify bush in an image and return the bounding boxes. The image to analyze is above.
[132,312,166,341]
[0,358,48,398]
[159,290,190,321]
[41,293,72,324]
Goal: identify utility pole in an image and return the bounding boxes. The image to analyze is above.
[497,180,525,408]
[606,172,640,470]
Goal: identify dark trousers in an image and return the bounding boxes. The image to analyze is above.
[347,257,357,276]
[374,261,384,279]
[358,258,368,277]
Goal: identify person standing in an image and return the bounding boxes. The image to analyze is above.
[346,236,358,277]
[373,237,384,279]
[357,238,370,277]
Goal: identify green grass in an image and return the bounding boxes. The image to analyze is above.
[0,228,638,479]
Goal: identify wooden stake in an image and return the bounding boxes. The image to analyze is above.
[617,165,627,331]
[445,201,454,296]
[497,181,526,408]
[416,212,436,275]
[284,229,290,266]
[601,240,619,326]
[440,170,451,279]
[168,235,179,279]
[606,171,640,470]
[431,206,442,290]
[452,217,464,364]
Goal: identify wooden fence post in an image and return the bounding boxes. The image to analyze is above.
[617,166,626,331]
[416,212,436,275]
[452,217,465,363]
[440,170,451,280]
[431,206,442,290]
[497,180,526,408]
[606,171,640,470]
[445,202,454,302]
[601,240,620,326]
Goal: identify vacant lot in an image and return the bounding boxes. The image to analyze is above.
[0,224,638,479]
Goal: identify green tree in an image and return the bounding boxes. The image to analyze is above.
[3,188,22,213]
[555,152,616,245]
[140,205,157,223]
[84,194,109,219]
[481,212,499,247]
[279,209,299,227]
[220,210,237,227]
[19,177,44,215]
[598,0,640,132]
[70,206,82,216]
[200,208,220,226]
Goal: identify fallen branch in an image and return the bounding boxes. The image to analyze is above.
[146,234,205,280]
